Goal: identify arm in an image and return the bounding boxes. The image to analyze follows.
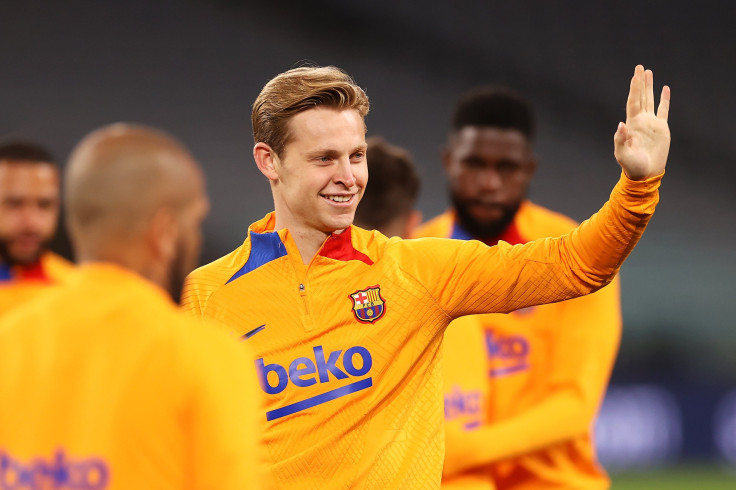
[443,279,621,477]
[402,65,669,320]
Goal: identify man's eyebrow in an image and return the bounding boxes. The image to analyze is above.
[305,148,341,158]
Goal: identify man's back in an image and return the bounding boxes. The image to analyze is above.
[0,263,261,490]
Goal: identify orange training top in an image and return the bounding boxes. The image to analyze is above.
[0,251,74,316]
[416,200,621,490]
[0,263,263,489]
[182,173,659,489]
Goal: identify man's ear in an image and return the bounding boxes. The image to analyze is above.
[253,142,280,181]
[528,155,538,177]
[441,145,453,175]
[405,209,423,238]
[147,207,178,264]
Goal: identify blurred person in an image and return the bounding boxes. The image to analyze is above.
[357,137,494,490]
[0,124,263,489]
[414,87,621,489]
[353,136,422,237]
[182,65,670,489]
[0,141,74,314]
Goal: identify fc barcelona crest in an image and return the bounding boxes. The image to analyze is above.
[349,285,386,324]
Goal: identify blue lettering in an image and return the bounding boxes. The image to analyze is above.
[314,346,348,382]
[255,358,288,394]
[343,346,372,376]
[485,331,529,359]
[0,450,108,490]
[289,357,317,387]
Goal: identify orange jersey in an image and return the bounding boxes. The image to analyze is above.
[0,251,74,315]
[0,263,262,490]
[441,321,496,490]
[182,173,660,489]
[416,202,621,490]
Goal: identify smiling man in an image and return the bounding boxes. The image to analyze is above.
[182,65,671,489]
[0,141,74,315]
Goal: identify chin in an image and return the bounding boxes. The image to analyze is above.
[323,214,354,233]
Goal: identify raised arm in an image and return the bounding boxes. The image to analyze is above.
[402,65,671,323]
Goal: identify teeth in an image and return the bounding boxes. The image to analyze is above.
[326,195,351,202]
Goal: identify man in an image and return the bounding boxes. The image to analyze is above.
[357,137,494,490]
[183,64,670,489]
[353,136,422,238]
[414,87,621,489]
[0,124,263,489]
[0,141,74,315]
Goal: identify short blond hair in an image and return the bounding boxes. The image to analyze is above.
[252,66,370,157]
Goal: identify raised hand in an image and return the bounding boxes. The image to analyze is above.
[614,65,671,180]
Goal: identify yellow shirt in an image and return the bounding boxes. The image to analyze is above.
[182,173,660,489]
[0,252,74,316]
[0,263,262,490]
[416,202,621,490]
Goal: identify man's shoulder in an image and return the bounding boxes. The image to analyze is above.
[186,242,251,289]
[517,201,579,239]
[41,252,75,282]
[412,210,454,239]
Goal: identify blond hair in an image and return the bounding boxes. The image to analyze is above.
[252,66,370,157]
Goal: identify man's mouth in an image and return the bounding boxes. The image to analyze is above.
[321,194,354,203]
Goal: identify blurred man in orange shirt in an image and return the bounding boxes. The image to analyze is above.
[356,137,495,490]
[183,65,670,488]
[0,124,263,489]
[0,141,74,315]
[415,87,621,489]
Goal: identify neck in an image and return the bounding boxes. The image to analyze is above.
[75,240,163,286]
[274,216,333,265]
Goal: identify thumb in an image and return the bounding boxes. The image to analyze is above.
[613,122,628,147]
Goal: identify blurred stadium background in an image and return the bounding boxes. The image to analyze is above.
[3,0,734,485]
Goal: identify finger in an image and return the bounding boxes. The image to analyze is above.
[626,65,644,119]
[614,122,628,147]
[657,85,671,121]
[645,69,654,113]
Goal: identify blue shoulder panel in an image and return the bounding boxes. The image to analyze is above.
[226,231,287,284]
[0,263,13,281]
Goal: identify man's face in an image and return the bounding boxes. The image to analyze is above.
[169,181,210,303]
[444,127,535,238]
[0,161,60,266]
[273,107,367,234]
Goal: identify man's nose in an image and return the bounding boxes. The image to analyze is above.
[477,167,503,192]
[334,158,356,188]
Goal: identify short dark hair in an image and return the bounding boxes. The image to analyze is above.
[0,140,56,164]
[355,137,420,230]
[451,86,535,140]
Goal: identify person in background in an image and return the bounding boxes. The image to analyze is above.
[352,136,422,238]
[0,124,264,489]
[414,86,621,489]
[0,140,74,314]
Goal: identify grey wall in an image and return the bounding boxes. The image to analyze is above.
[2,0,734,378]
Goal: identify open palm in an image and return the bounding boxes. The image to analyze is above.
[614,65,671,180]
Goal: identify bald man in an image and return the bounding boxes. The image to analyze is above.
[0,124,263,489]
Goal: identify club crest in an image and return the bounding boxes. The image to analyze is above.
[349,285,386,324]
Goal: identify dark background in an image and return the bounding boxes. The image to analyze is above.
[2,0,735,467]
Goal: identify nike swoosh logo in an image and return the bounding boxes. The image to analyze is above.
[241,324,266,340]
